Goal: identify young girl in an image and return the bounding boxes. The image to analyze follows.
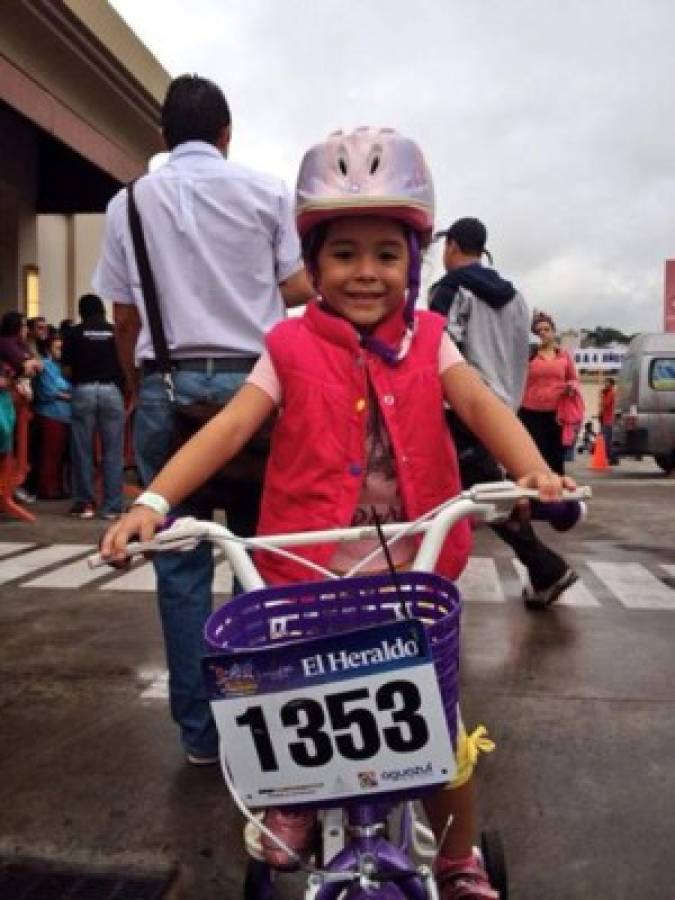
[103,127,574,899]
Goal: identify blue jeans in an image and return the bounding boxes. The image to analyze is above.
[70,382,125,514]
[134,370,262,758]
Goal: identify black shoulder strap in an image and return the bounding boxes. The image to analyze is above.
[126,180,172,375]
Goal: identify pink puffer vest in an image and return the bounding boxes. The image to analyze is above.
[255,301,471,584]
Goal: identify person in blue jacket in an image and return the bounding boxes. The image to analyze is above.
[34,333,71,499]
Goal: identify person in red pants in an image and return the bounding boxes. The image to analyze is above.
[33,334,71,499]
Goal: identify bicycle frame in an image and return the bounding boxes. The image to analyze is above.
[89,482,590,899]
[304,802,439,900]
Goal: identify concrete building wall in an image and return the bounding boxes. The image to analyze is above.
[36,216,68,324]
[0,105,38,307]
[0,0,169,319]
[74,214,106,304]
[36,213,107,324]
[0,1,165,181]
[64,0,168,105]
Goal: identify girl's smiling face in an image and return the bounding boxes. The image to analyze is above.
[316,216,409,328]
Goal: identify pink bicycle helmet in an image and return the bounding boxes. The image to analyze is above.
[296,128,434,349]
[296,127,435,244]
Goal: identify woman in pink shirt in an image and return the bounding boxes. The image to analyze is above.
[519,312,579,474]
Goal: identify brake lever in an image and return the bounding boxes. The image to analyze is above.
[467,483,592,505]
[467,484,592,527]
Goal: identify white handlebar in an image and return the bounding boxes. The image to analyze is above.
[88,483,591,592]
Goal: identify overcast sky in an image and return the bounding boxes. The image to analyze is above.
[109,0,674,334]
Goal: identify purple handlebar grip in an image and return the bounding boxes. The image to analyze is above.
[529,499,585,532]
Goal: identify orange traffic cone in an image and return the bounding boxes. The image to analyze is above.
[589,433,610,470]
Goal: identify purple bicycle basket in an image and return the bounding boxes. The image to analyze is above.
[204,571,462,748]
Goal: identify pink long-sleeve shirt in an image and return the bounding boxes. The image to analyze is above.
[520,349,578,412]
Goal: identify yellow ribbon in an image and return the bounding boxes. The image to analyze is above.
[464,724,496,767]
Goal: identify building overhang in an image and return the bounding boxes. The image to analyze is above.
[0,0,170,205]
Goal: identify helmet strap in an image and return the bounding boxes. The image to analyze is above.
[359,331,403,366]
[404,229,421,327]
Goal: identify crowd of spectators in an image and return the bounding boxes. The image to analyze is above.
[0,297,126,519]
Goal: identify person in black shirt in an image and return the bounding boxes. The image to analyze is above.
[61,294,125,519]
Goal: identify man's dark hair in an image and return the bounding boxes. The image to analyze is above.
[79,293,105,320]
[161,74,231,150]
[436,217,490,258]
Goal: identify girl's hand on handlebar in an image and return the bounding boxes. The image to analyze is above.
[99,504,165,566]
[517,470,577,501]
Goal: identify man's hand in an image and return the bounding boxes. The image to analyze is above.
[279,267,315,307]
[124,384,138,414]
[99,505,164,566]
[114,303,141,398]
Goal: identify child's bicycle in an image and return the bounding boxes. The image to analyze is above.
[91,481,589,900]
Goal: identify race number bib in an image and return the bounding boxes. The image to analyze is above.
[203,619,456,806]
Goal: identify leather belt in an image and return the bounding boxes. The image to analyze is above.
[141,357,258,375]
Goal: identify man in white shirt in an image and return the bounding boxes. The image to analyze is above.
[94,74,313,765]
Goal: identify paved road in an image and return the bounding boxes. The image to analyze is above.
[0,458,673,899]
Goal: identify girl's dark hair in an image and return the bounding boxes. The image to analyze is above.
[161,75,231,150]
[300,222,330,288]
[0,310,25,337]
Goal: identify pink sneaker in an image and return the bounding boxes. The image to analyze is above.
[260,808,317,870]
[435,854,499,899]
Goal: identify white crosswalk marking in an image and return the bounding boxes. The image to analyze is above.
[214,558,233,595]
[104,556,233,593]
[0,543,34,558]
[456,557,505,603]
[2,542,674,614]
[105,560,156,592]
[0,544,91,585]
[587,561,675,610]
[511,560,601,607]
[139,669,169,700]
[24,555,113,589]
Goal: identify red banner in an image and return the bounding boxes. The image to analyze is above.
[665,261,675,332]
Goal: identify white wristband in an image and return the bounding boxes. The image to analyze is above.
[133,491,171,518]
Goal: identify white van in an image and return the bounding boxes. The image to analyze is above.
[613,333,675,470]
